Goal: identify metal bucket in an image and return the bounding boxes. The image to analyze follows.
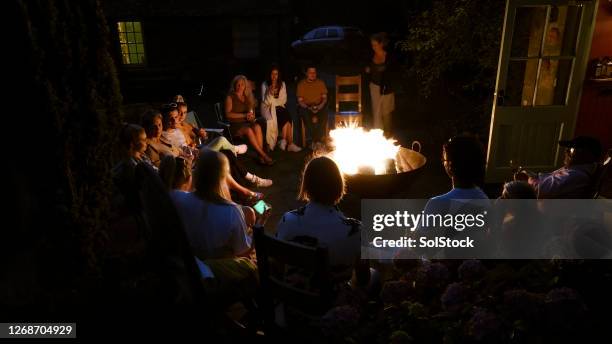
[345,141,427,198]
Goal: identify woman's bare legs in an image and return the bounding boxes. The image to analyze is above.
[238,126,272,162]
[226,173,254,197]
[282,122,293,145]
[254,124,264,149]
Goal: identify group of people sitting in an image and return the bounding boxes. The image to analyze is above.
[113,114,363,301]
[224,63,332,164]
[417,134,609,259]
[120,97,274,207]
[216,31,401,165]
[112,56,609,324]
[112,93,602,320]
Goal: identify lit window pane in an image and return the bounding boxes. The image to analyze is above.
[535,59,573,105]
[118,21,145,65]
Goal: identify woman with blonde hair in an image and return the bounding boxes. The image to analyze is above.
[225,75,274,165]
[171,149,271,299]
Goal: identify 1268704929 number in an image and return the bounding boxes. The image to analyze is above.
[1,323,76,338]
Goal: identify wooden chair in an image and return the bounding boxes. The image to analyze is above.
[335,75,363,127]
[253,227,333,335]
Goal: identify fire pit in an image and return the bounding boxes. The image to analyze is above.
[328,126,427,198]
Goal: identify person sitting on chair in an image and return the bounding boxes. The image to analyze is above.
[143,110,271,196]
[112,123,156,202]
[142,109,185,168]
[276,156,360,275]
[297,65,328,151]
[427,135,490,204]
[159,155,193,195]
[225,75,274,165]
[176,101,203,147]
[261,64,301,152]
[515,136,602,198]
[176,102,247,155]
[172,149,271,298]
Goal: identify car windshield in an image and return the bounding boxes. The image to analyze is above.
[303,30,316,40]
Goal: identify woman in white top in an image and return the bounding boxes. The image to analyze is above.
[171,149,263,259]
[261,65,301,152]
[170,150,271,296]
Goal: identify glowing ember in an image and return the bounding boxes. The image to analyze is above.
[329,125,400,175]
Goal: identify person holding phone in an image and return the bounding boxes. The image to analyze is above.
[172,149,271,296]
[253,199,271,216]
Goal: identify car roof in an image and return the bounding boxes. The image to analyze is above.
[310,26,361,31]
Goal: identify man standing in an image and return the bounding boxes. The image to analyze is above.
[297,66,328,150]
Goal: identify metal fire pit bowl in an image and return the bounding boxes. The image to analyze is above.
[344,141,426,199]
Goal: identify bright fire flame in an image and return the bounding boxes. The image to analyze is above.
[329,125,400,175]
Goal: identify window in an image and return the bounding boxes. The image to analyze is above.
[314,29,327,39]
[327,28,339,38]
[117,21,145,65]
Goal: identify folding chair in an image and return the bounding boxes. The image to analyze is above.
[185,110,203,129]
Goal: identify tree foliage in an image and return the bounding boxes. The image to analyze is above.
[399,0,506,100]
[13,0,122,286]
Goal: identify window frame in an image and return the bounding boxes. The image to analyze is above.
[117,20,147,67]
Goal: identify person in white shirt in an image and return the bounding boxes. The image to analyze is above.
[160,104,187,149]
[170,150,273,300]
[276,156,360,270]
[515,136,602,199]
[261,65,301,152]
[170,149,273,261]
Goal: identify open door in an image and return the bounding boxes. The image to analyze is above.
[486,0,598,182]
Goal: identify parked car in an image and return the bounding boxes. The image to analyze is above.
[290,26,370,66]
